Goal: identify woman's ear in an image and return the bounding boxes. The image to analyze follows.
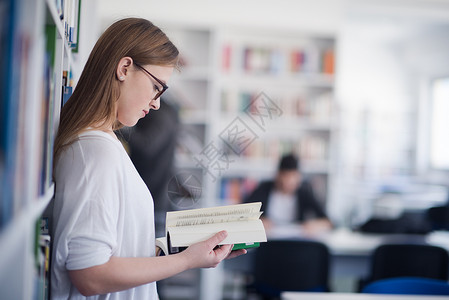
[116,57,133,81]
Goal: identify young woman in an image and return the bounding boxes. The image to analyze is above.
[51,18,245,300]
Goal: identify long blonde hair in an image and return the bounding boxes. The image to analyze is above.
[53,18,179,160]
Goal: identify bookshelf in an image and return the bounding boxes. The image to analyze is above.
[158,24,337,300]
[164,25,336,208]
[155,25,216,300]
[0,0,80,299]
[215,28,336,207]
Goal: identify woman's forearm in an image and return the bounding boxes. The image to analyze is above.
[68,231,236,297]
[69,254,190,296]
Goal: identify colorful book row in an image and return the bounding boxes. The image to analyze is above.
[219,177,258,205]
[221,90,332,121]
[221,138,329,162]
[222,44,334,75]
[0,11,71,228]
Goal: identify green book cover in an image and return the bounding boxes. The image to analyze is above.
[45,24,57,68]
[232,242,260,250]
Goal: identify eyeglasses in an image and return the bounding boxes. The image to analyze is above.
[134,63,168,100]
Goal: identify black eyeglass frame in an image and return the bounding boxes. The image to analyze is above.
[134,62,169,100]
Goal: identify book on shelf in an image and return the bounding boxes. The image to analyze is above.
[0,0,15,228]
[62,85,72,106]
[155,202,267,255]
[62,0,80,49]
[222,44,232,71]
[323,49,334,75]
[35,234,51,300]
[220,177,258,205]
[62,70,73,106]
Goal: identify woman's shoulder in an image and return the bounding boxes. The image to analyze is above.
[77,130,122,146]
[58,130,125,170]
[77,130,123,152]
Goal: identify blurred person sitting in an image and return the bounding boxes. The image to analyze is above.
[244,153,332,236]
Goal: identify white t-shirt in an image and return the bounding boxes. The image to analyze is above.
[51,130,158,300]
[267,191,297,226]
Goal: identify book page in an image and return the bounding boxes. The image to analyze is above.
[166,212,262,227]
[166,202,262,226]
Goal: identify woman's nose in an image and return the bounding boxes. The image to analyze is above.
[150,98,160,110]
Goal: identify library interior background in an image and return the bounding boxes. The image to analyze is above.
[2,0,449,299]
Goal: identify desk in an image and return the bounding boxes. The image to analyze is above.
[282,292,449,300]
[223,228,449,292]
[314,228,445,280]
[316,228,449,281]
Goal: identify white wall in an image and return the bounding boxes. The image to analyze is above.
[96,0,347,35]
[96,0,449,33]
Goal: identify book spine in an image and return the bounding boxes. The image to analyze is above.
[222,44,231,72]
[0,0,18,227]
[323,48,334,74]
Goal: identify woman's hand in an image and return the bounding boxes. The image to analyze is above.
[226,248,247,260]
[180,231,244,269]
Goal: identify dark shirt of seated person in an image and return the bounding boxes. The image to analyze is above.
[244,153,333,236]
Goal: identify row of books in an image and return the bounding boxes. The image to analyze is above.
[221,137,329,162]
[39,25,58,196]
[0,3,73,229]
[219,177,259,205]
[35,219,51,300]
[40,24,74,199]
[220,90,333,122]
[222,44,334,75]
[53,0,80,49]
[0,0,39,226]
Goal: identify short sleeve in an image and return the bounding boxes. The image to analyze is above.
[58,135,123,271]
[66,195,118,270]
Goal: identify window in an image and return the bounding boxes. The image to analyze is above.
[430,77,449,170]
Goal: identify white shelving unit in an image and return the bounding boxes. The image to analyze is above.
[0,0,80,299]
[164,24,337,207]
[156,23,337,300]
[214,27,337,207]
[162,24,219,209]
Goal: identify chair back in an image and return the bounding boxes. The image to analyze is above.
[251,239,330,297]
[427,206,449,231]
[369,244,449,282]
[362,277,449,295]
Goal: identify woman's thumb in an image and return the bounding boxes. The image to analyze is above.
[205,230,228,249]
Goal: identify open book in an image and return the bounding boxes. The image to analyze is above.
[156,202,267,255]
